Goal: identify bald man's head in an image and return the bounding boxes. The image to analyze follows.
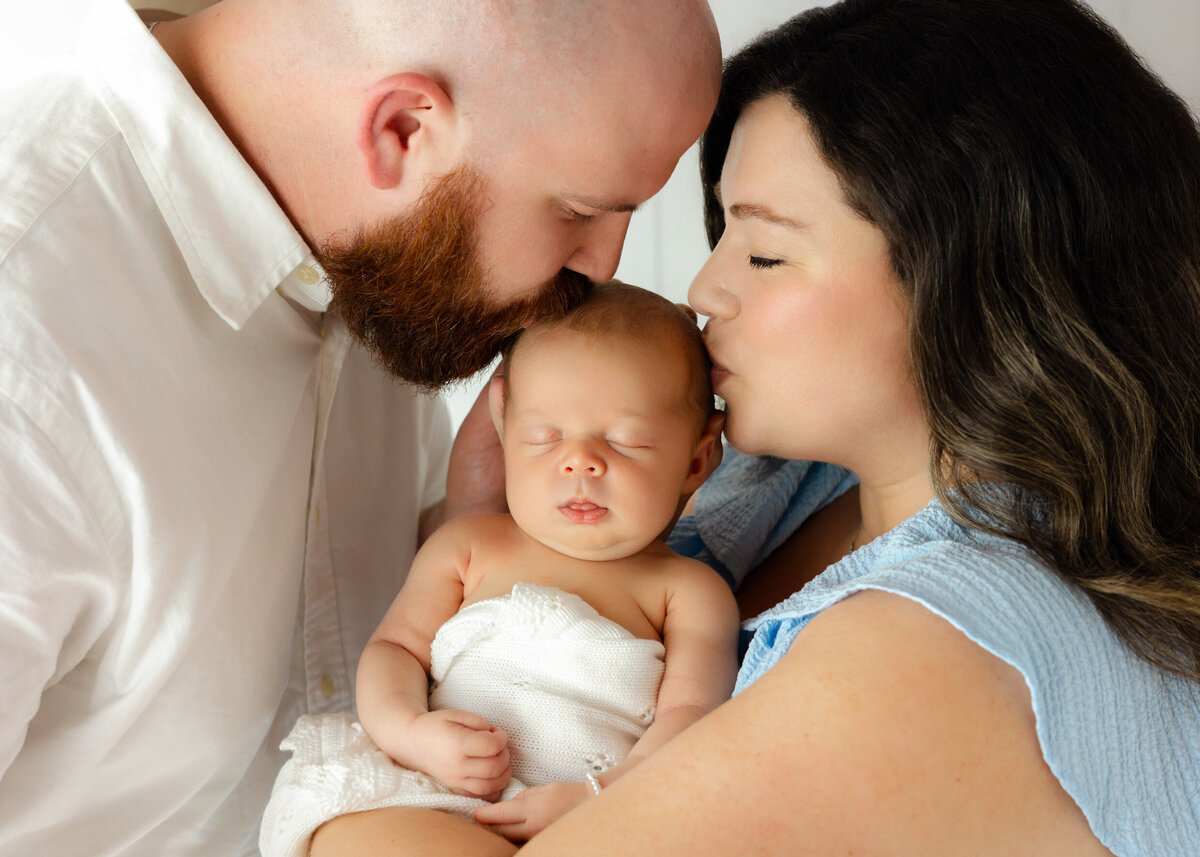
[161,0,719,385]
[297,0,720,161]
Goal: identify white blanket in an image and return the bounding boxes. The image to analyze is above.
[260,584,666,857]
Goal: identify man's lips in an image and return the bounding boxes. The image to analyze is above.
[559,500,608,524]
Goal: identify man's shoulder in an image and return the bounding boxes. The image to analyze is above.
[0,67,124,264]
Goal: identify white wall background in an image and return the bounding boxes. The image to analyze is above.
[3,0,1196,427]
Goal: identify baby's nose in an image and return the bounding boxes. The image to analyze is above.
[560,443,606,477]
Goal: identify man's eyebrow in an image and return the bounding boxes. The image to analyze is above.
[713,183,805,230]
[562,195,641,214]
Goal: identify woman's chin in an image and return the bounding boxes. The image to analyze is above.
[719,413,764,457]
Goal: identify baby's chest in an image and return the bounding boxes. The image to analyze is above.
[465,555,664,642]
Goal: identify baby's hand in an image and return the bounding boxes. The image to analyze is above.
[405,709,511,800]
[474,781,591,842]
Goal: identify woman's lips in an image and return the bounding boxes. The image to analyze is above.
[704,333,730,390]
[710,361,730,390]
[559,501,608,524]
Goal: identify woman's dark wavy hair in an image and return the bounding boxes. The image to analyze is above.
[701,0,1200,682]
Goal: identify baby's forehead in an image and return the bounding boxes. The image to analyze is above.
[513,323,677,367]
[507,326,688,400]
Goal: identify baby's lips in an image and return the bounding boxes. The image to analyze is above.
[559,500,609,523]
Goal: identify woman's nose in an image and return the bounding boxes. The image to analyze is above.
[559,442,607,477]
[688,252,740,320]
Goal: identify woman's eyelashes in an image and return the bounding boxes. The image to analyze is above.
[748,255,783,269]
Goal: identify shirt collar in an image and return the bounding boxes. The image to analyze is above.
[79,0,331,329]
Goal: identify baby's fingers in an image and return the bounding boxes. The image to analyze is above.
[462,725,509,759]
[459,748,511,782]
[438,709,494,733]
[451,772,511,803]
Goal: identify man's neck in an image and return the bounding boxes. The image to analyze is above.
[148,6,326,246]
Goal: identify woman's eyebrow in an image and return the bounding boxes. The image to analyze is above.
[714,184,805,230]
[728,202,806,230]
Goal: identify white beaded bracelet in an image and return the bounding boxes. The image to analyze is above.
[584,773,603,796]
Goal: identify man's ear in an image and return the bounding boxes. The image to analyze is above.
[487,371,507,440]
[681,410,726,495]
[356,72,457,190]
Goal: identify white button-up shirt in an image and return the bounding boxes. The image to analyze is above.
[0,1,450,853]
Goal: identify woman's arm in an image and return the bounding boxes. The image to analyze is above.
[513,590,1111,857]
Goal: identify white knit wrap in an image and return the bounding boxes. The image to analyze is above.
[260,584,665,857]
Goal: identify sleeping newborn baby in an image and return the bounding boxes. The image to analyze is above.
[261,282,738,855]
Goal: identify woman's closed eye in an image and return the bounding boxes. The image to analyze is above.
[748,255,783,269]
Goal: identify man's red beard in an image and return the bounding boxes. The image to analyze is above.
[317,167,589,391]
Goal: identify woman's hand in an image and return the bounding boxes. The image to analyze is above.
[474,781,591,842]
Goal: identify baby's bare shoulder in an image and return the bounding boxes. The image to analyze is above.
[638,549,736,614]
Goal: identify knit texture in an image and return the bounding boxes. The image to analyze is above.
[260,584,664,857]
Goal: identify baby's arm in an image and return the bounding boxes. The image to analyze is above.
[611,561,741,774]
[356,516,512,801]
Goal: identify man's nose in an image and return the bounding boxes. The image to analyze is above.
[565,212,632,284]
[559,441,607,477]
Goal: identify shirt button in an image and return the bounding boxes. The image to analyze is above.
[296,264,320,285]
[321,675,335,698]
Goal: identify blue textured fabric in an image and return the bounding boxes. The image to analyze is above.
[678,452,1200,857]
[666,447,857,587]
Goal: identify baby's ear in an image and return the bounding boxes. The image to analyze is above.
[487,370,507,439]
[681,410,726,495]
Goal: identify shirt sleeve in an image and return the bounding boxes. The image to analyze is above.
[0,391,117,781]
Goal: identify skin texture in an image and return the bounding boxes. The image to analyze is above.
[353,324,737,847]
[311,93,1115,857]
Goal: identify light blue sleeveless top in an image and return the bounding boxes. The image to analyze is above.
[668,450,1200,857]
